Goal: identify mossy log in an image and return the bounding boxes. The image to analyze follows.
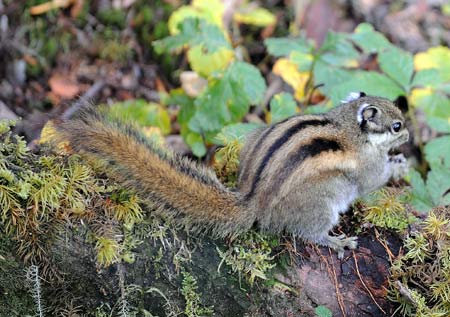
[1,221,402,316]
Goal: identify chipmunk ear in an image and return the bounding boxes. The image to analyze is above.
[342,91,366,103]
[394,95,408,113]
[357,103,379,126]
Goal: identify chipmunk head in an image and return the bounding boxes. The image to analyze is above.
[338,92,409,150]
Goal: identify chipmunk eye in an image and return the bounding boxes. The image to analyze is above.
[391,121,402,133]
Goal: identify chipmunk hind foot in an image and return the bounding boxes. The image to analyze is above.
[316,234,358,259]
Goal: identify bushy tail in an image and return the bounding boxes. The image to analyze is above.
[53,106,254,236]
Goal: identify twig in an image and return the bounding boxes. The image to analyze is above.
[352,251,386,314]
[316,247,346,317]
[327,249,347,317]
[62,80,105,120]
[374,228,396,262]
[255,77,283,116]
[393,281,417,306]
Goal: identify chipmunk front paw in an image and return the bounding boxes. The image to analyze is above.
[389,154,409,180]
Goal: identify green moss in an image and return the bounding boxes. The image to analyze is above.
[389,207,450,315]
[99,40,134,63]
[181,271,214,317]
[0,235,35,315]
[362,188,418,233]
[214,136,242,187]
[217,231,276,286]
[98,9,127,29]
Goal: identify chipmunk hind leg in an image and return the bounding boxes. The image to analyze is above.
[295,199,358,259]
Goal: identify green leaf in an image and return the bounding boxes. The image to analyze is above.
[214,123,262,145]
[185,132,206,157]
[269,93,297,123]
[289,51,313,72]
[315,305,332,317]
[228,62,266,105]
[189,61,266,134]
[378,47,413,91]
[234,7,276,27]
[411,69,442,88]
[413,92,450,133]
[168,1,224,35]
[189,80,236,133]
[153,18,230,54]
[164,90,208,156]
[264,37,313,57]
[424,136,450,168]
[318,31,360,67]
[426,163,450,207]
[109,100,171,135]
[153,18,199,53]
[197,21,231,53]
[408,170,434,212]
[350,23,393,53]
[313,60,353,97]
[328,71,404,106]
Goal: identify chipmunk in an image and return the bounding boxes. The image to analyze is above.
[54,92,409,259]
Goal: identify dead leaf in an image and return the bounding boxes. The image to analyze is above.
[273,58,310,101]
[180,71,208,97]
[30,0,73,15]
[155,77,167,93]
[48,74,80,99]
[70,0,85,18]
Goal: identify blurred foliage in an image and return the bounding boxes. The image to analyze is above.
[155,0,275,156]
[109,99,172,135]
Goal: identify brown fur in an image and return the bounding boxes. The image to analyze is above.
[54,108,254,236]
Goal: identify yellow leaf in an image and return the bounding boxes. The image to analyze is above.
[414,46,450,81]
[187,45,234,77]
[39,120,70,151]
[192,0,224,27]
[39,120,56,144]
[234,7,276,27]
[273,58,309,101]
[142,126,166,147]
[409,88,433,107]
[169,0,224,34]
[168,6,199,35]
